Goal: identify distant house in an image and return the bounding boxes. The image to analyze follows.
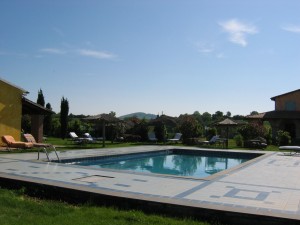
[247,89,300,144]
[0,78,52,146]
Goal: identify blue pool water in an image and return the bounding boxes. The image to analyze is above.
[66,151,258,179]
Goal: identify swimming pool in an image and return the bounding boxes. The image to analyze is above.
[63,150,260,179]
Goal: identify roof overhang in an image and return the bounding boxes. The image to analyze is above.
[262,110,300,120]
[270,89,300,101]
[22,97,54,115]
[0,77,29,95]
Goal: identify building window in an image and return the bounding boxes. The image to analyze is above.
[285,101,296,111]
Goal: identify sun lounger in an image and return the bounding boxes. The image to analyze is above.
[69,132,96,144]
[167,133,182,143]
[198,135,226,148]
[23,133,60,161]
[148,132,158,142]
[279,146,300,155]
[198,135,219,145]
[83,133,103,142]
[1,135,33,150]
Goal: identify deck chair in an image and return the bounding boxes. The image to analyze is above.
[83,133,103,142]
[23,134,59,161]
[69,132,94,144]
[279,146,300,155]
[148,132,158,142]
[168,133,182,143]
[69,132,83,143]
[198,135,219,145]
[1,135,33,150]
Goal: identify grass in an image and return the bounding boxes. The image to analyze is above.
[0,188,211,225]
[0,136,281,154]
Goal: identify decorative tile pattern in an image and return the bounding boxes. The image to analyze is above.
[1,148,300,221]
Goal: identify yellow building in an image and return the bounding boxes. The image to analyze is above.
[0,78,28,145]
[0,78,52,146]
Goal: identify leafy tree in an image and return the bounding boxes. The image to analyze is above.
[51,116,61,137]
[193,111,202,124]
[232,115,245,121]
[250,111,259,116]
[109,111,116,117]
[212,111,224,122]
[37,89,45,107]
[178,115,202,144]
[60,97,69,139]
[226,111,231,118]
[201,112,212,127]
[238,122,266,140]
[68,118,83,136]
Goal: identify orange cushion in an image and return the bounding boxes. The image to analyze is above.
[2,135,15,145]
[2,135,33,149]
[23,134,37,143]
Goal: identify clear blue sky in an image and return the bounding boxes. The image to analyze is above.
[1,0,300,117]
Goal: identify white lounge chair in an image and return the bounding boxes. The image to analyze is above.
[69,132,81,143]
[148,132,158,142]
[168,133,182,143]
[279,146,300,155]
[69,132,92,144]
[199,135,219,145]
[83,133,103,142]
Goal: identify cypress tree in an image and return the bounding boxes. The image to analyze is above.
[37,89,45,107]
[60,97,69,139]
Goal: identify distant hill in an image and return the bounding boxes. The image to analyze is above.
[119,112,157,120]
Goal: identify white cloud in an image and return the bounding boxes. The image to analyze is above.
[40,48,66,54]
[219,19,258,47]
[39,47,117,60]
[281,24,300,33]
[77,49,116,59]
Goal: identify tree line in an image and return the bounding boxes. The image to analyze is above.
[22,89,291,146]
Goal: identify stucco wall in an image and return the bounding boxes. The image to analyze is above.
[275,91,300,111]
[0,80,23,146]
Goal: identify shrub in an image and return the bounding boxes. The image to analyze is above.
[276,130,291,146]
[234,134,243,147]
[206,127,217,141]
[238,122,266,140]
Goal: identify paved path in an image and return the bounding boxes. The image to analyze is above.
[1,146,300,224]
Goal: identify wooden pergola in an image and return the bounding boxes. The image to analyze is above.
[22,97,53,143]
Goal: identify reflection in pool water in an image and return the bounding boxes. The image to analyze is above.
[70,152,253,179]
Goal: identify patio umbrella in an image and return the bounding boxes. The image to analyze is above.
[217,118,238,148]
[84,113,121,147]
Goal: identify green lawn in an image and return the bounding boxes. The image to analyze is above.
[0,188,210,225]
[0,136,281,153]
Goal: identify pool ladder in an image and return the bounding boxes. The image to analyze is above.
[37,146,60,162]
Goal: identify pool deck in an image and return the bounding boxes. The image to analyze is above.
[1,146,300,224]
